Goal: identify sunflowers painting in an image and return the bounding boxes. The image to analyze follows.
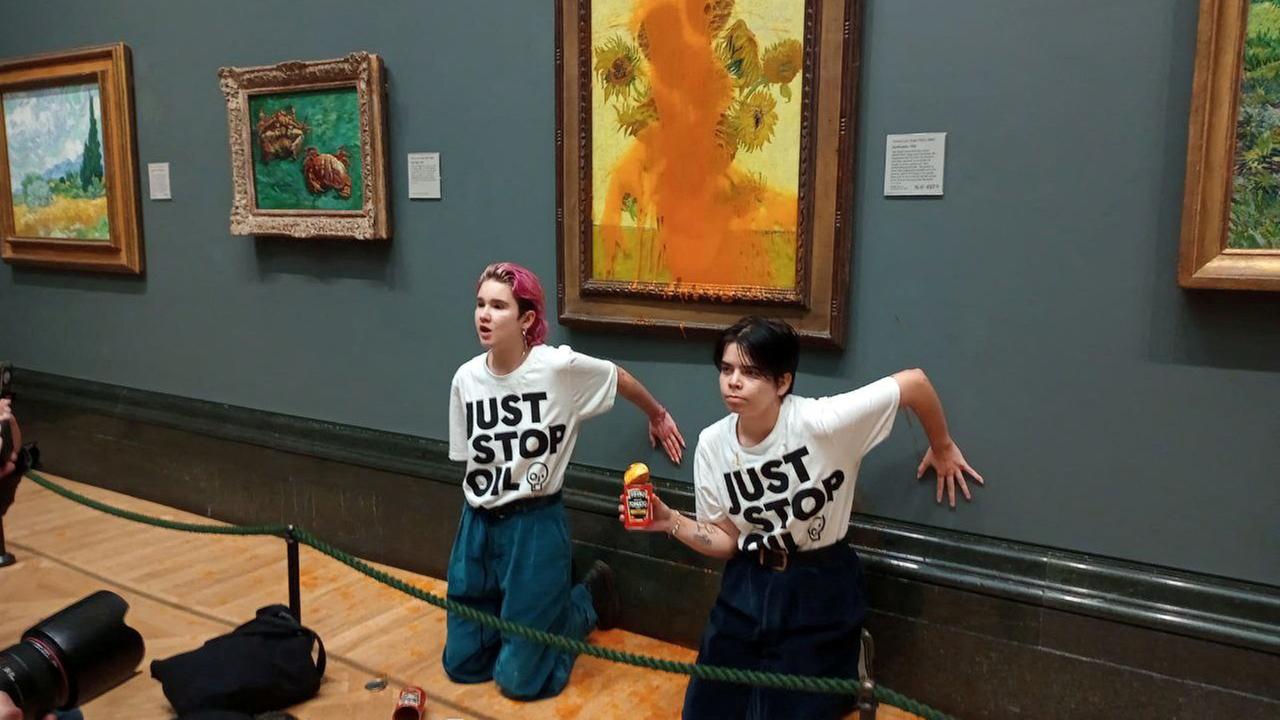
[590,0,805,290]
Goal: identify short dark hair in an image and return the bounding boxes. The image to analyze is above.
[713,316,799,395]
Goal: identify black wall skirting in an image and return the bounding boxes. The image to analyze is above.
[8,369,1280,719]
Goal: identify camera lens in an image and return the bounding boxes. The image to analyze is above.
[0,637,67,720]
[0,591,144,719]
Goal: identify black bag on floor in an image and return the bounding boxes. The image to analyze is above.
[150,605,326,715]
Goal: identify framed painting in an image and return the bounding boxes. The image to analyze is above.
[0,43,143,273]
[556,0,863,347]
[218,52,389,240]
[1180,0,1280,290]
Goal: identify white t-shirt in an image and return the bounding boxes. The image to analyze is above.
[449,344,618,509]
[694,377,900,552]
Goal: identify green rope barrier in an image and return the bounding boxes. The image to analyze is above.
[22,471,957,720]
[28,472,288,537]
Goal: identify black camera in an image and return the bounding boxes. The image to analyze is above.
[0,591,145,720]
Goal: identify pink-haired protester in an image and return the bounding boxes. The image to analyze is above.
[442,262,685,700]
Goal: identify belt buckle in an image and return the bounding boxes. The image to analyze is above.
[759,547,789,572]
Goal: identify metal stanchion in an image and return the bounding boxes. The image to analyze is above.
[0,516,16,567]
[858,628,878,720]
[286,524,302,622]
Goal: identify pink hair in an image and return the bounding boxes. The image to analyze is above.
[477,262,548,346]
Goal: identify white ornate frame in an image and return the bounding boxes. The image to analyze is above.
[218,52,389,240]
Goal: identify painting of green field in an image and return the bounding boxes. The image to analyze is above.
[3,82,109,240]
[1231,0,1280,249]
[248,87,363,211]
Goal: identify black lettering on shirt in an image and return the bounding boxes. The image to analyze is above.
[471,434,495,464]
[760,459,789,493]
[501,394,523,425]
[524,392,547,423]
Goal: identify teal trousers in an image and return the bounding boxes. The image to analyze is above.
[442,498,597,699]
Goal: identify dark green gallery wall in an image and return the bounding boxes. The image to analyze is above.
[1,1,1277,586]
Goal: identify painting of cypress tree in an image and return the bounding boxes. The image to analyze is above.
[2,81,109,240]
[1,43,143,273]
[79,101,104,192]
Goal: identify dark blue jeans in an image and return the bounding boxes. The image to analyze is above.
[442,499,597,700]
[683,544,866,720]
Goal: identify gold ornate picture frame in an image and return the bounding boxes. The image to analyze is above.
[218,52,390,240]
[0,43,143,273]
[556,0,863,347]
[1179,0,1280,290]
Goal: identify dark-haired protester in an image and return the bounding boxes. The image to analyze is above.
[621,316,983,719]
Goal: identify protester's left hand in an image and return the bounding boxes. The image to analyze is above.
[917,441,983,508]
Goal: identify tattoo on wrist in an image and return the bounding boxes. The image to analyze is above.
[693,523,715,547]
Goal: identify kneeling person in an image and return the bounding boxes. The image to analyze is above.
[623,316,983,719]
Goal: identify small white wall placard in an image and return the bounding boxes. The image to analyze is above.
[408,152,441,199]
[884,133,946,197]
[148,162,172,200]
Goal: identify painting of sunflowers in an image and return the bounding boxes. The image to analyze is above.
[557,0,862,345]
[590,0,806,291]
[219,52,389,240]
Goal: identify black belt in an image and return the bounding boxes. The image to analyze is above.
[745,542,850,572]
[470,492,562,520]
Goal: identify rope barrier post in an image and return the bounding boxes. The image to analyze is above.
[857,628,878,720]
[286,524,302,622]
[0,516,15,567]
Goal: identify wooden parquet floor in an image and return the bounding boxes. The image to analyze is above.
[0,475,920,720]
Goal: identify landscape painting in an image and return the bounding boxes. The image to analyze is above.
[1179,0,1280,289]
[3,81,109,240]
[1229,0,1280,249]
[0,43,143,273]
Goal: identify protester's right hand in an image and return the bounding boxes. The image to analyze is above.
[0,689,57,720]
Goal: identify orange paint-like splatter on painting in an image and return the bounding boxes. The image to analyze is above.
[591,0,804,289]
